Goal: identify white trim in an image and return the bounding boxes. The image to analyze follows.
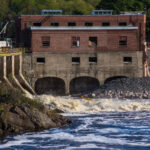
[30,26,138,31]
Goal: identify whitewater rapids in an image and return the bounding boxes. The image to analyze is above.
[30,94,150,113]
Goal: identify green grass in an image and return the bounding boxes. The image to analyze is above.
[0,83,44,112]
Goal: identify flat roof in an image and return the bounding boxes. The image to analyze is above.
[30,26,138,31]
[21,14,145,17]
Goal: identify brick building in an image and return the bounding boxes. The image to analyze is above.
[15,10,147,95]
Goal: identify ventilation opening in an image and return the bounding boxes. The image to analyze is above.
[51,22,59,26]
[123,57,132,63]
[89,57,97,63]
[119,22,127,26]
[33,22,41,26]
[72,57,80,63]
[85,22,93,26]
[102,22,110,26]
[68,22,76,26]
[37,58,45,63]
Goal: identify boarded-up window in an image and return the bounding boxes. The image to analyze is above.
[119,36,127,47]
[88,37,97,47]
[42,36,50,47]
[72,37,80,47]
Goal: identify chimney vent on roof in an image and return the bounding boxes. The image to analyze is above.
[41,9,62,15]
[92,10,113,16]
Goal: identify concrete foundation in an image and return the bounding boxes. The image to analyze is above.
[23,50,144,95]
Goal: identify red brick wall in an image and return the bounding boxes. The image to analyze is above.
[31,29,139,53]
[16,14,146,51]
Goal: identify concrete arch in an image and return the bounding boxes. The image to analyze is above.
[35,77,65,95]
[104,76,128,84]
[70,76,100,94]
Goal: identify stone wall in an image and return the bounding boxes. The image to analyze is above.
[23,50,144,94]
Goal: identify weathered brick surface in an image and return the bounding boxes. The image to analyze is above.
[15,14,146,52]
[31,30,139,53]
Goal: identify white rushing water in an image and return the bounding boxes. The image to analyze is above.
[29,94,150,113]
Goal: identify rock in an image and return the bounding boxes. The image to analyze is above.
[21,106,56,129]
[1,111,35,133]
[84,77,150,99]
[0,104,70,138]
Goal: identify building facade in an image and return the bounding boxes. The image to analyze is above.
[16,10,147,95]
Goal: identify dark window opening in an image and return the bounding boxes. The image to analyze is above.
[37,58,45,63]
[24,23,27,28]
[89,57,97,63]
[51,22,59,26]
[88,37,97,47]
[42,36,50,47]
[72,37,80,47]
[102,22,110,26]
[119,36,127,47]
[85,22,93,26]
[72,57,80,63]
[123,57,132,63]
[68,22,76,26]
[119,22,127,26]
[33,22,41,26]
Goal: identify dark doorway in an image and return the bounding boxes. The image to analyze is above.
[70,76,100,94]
[104,76,128,84]
[35,77,65,95]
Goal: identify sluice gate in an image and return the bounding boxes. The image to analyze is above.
[0,50,35,95]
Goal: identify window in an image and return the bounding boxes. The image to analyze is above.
[123,57,132,63]
[119,36,127,47]
[119,22,127,26]
[33,22,41,26]
[24,23,27,28]
[68,22,76,26]
[72,57,80,63]
[85,22,93,26]
[37,58,45,63]
[88,37,97,47]
[89,57,97,63]
[51,22,59,26]
[102,22,110,26]
[42,36,50,47]
[72,37,80,47]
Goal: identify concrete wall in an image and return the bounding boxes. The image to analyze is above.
[23,51,143,94]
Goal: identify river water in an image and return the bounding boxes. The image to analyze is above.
[1,96,150,150]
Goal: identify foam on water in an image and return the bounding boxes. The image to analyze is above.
[1,111,150,149]
[35,94,150,113]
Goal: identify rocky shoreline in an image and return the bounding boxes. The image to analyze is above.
[84,77,150,99]
[0,83,71,138]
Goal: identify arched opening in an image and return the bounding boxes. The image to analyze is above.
[70,76,100,94]
[35,77,65,95]
[104,76,128,84]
